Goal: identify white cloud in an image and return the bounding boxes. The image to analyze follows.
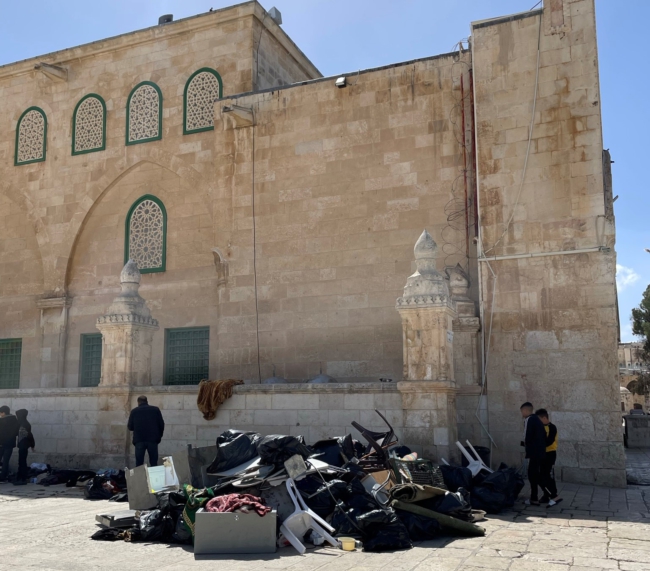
[617,264,640,292]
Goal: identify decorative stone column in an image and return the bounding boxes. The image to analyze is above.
[96,260,159,387]
[396,230,459,462]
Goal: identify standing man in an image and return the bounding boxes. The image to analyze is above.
[520,402,547,506]
[536,408,562,507]
[0,406,19,482]
[127,396,165,467]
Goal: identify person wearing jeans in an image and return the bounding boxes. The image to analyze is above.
[127,396,165,467]
[520,402,547,506]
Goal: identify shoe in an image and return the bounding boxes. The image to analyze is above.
[524,499,540,506]
[540,496,550,504]
[547,498,563,508]
[0,480,9,484]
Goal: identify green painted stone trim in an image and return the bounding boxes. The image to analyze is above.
[14,107,47,166]
[0,338,22,389]
[183,68,223,135]
[124,194,167,274]
[72,93,107,156]
[79,333,102,387]
[125,81,163,146]
[164,327,210,385]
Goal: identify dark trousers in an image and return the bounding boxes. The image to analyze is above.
[17,447,29,481]
[0,446,13,480]
[540,451,558,498]
[134,441,158,467]
[528,457,543,501]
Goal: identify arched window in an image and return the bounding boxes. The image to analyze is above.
[126,81,163,145]
[72,94,106,155]
[125,195,167,273]
[15,107,47,165]
[183,68,223,134]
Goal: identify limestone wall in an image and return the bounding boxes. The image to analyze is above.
[0,2,319,389]
[472,0,624,486]
[214,53,478,383]
[0,384,404,470]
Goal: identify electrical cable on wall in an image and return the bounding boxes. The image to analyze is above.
[251,108,262,383]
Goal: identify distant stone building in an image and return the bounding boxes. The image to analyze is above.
[0,0,625,485]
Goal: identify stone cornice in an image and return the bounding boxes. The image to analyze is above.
[452,317,481,332]
[396,294,454,308]
[97,314,159,327]
[397,381,458,393]
[36,296,71,309]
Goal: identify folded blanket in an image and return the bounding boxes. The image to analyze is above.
[197,379,243,420]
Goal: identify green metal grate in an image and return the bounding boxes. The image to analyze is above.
[165,327,209,385]
[80,333,102,387]
[0,338,22,389]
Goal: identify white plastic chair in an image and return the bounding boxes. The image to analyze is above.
[279,478,339,555]
[455,440,492,477]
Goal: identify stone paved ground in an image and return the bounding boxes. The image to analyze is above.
[0,480,649,571]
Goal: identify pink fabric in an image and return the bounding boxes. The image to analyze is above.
[205,493,271,516]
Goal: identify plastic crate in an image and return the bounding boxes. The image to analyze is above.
[390,459,447,489]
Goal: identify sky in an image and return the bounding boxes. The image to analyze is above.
[0,0,646,342]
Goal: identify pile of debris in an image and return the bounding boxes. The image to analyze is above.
[91,411,523,555]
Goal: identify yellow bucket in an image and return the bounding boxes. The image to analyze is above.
[339,537,355,551]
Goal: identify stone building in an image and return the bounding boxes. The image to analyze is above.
[0,0,625,485]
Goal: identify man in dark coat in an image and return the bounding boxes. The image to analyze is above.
[0,405,19,482]
[520,402,547,506]
[14,409,36,485]
[127,396,165,467]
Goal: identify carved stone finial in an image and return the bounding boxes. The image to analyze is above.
[121,259,141,285]
[396,229,451,308]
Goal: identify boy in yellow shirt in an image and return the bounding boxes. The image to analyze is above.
[536,408,562,507]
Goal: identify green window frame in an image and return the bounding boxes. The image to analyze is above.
[183,68,223,135]
[124,194,167,274]
[125,81,163,146]
[79,333,103,387]
[72,94,107,156]
[164,327,210,386]
[0,338,22,389]
[14,106,47,166]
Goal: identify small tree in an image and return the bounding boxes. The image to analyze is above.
[630,285,650,396]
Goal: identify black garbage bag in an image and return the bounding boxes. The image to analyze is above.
[395,509,442,541]
[156,490,187,525]
[133,509,173,543]
[83,477,114,500]
[310,434,360,467]
[302,479,348,518]
[91,528,125,541]
[470,466,524,514]
[420,488,472,520]
[356,509,412,552]
[330,478,380,535]
[171,513,193,544]
[206,430,261,474]
[257,434,311,467]
[440,465,473,492]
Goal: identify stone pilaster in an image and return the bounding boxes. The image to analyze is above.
[36,296,71,388]
[96,260,159,387]
[396,230,459,462]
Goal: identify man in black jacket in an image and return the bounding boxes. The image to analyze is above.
[520,402,547,506]
[0,406,19,482]
[127,396,165,467]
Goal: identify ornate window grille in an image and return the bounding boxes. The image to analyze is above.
[183,68,223,134]
[72,94,106,155]
[15,107,47,165]
[165,327,210,385]
[0,338,22,389]
[125,195,167,273]
[79,333,102,387]
[126,81,163,145]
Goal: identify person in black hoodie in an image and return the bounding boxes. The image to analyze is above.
[14,409,35,486]
[520,402,547,506]
[0,405,19,482]
[127,396,165,467]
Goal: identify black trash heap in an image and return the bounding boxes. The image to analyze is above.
[90,411,524,554]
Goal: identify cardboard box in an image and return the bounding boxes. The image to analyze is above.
[194,509,277,555]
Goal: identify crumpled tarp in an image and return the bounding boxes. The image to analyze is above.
[205,493,271,516]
